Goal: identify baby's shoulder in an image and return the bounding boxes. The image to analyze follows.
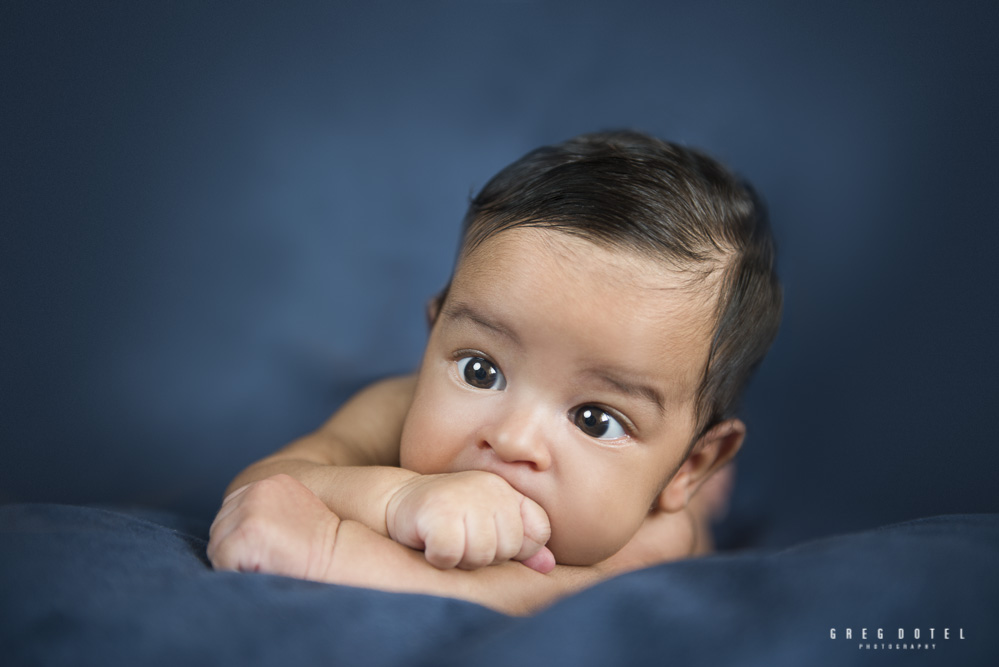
[316,374,418,465]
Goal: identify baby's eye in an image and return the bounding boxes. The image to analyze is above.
[573,406,627,440]
[456,356,507,390]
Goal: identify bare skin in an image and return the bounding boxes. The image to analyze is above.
[208,373,735,614]
[208,229,743,614]
[208,472,606,615]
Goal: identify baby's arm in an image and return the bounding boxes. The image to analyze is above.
[217,376,551,570]
[209,474,596,615]
[329,515,596,615]
[223,376,418,532]
[209,469,716,613]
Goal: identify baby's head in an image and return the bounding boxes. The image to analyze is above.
[400,130,781,565]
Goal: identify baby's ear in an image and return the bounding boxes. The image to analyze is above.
[425,287,449,328]
[657,419,745,514]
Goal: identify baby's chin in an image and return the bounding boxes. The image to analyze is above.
[545,523,627,566]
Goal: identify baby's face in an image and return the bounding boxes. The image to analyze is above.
[400,228,719,565]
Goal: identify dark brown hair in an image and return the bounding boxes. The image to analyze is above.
[441,130,782,442]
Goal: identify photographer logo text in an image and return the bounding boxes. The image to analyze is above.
[830,627,965,651]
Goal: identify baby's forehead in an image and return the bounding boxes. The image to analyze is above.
[447,229,721,399]
[469,223,721,275]
[456,228,723,317]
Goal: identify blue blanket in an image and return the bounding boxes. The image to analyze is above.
[1,504,995,666]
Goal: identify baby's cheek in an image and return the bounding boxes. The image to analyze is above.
[398,376,468,474]
[398,425,426,473]
[399,434,436,474]
[399,417,454,474]
[545,503,643,566]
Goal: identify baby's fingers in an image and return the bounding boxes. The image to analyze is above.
[514,496,551,562]
[457,514,502,570]
[208,484,253,542]
[490,507,524,565]
[422,519,466,570]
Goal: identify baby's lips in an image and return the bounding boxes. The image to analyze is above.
[519,546,556,574]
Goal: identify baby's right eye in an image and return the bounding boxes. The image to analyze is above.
[456,356,507,390]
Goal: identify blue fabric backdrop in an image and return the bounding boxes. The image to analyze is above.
[3,1,998,550]
[2,504,995,666]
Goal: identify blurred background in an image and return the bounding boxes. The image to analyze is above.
[3,0,997,548]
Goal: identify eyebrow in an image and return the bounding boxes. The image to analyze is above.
[441,301,523,347]
[443,300,667,417]
[583,368,667,418]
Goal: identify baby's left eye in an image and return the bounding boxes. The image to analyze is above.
[573,406,627,440]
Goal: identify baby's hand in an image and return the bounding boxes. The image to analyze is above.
[385,471,553,572]
[207,474,341,580]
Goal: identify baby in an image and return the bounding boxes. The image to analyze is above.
[207,130,782,614]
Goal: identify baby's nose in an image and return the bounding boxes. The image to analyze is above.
[482,406,553,471]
